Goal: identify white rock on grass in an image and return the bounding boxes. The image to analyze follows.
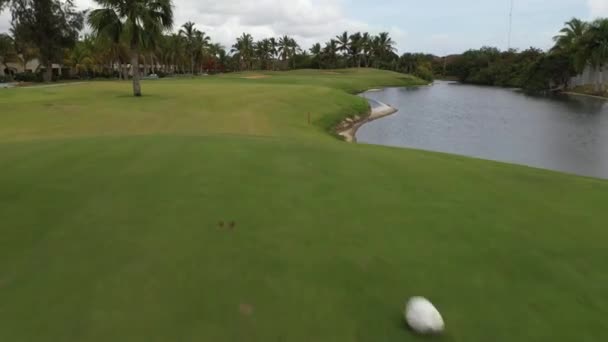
[404,296,445,334]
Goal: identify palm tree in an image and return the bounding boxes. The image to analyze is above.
[372,32,396,68]
[336,31,349,55]
[310,42,322,69]
[171,34,186,73]
[68,36,97,78]
[553,18,588,52]
[179,21,199,74]
[323,39,338,68]
[88,0,174,96]
[275,36,300,70]
[278,35,291,69]
[288,37,300,69]
[231,33,254,70]
[583,19,608,92]
[361,32,371,67]
[193,30,210,73]
[255,39,273,70]
[349,32,363,67]
[269,37,278,70]
[376,32,396,54]
[208,42,226,73]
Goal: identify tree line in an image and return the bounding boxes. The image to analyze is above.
[445,18,608,93]
[0,0,441,96]
[2,1,605,96]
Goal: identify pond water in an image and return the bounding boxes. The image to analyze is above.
[357,81,608,179]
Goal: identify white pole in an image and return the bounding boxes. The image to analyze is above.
[508,0,514,50]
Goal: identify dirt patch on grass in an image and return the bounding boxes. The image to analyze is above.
[242,75,270,79]
[239,303,254,316]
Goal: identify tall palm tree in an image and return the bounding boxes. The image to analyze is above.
[336,31,349,56]
[288,37,300,69]
[553,18,589,76]
[68,36,97,78]
[269,37,278,70]
[278,35,291,68]
[376,32,396,55]
[88,0,174,96]
[208,42,226,73]
[179,21,198,74]
[231,33,254,70]
[583,19,608,92]
[372,32,396,68]
[361,32,371,67]
[161,33,185,73]
[323,39,338,68]
[255,39,272,70]
[553,18,588,52]
[310,42,322,69]
[193,30,210,73]
[349,32,363,67]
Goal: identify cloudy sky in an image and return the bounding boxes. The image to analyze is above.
[1,0,608,55]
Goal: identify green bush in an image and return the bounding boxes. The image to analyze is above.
[414,65,434,82]
[15,72,42,82]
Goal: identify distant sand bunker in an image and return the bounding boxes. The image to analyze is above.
[242,75,270,79]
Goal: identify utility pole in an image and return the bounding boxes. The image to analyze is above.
[507,0,514,50]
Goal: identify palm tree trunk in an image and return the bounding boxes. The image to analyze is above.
[43,61,53,82]
[600,66,605,93]
[131,51,142,97]
[143,55,149,76]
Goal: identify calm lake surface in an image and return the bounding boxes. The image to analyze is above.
[357,81,608,179]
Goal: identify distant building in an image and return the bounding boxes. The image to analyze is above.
[1,58,62,78]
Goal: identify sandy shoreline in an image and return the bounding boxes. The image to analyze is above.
[337,99,397,142]
[562,91,608,100]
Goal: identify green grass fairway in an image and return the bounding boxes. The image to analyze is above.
[1,69,607,341]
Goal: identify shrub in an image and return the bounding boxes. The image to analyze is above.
[15,72,42,82]
[414,65,434,82]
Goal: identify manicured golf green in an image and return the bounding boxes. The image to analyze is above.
[1,69,607,341]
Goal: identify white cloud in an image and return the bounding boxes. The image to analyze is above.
[0,0,409,53]
[167,0,374,50]
[588,0,608,18]
[1,0,405,53]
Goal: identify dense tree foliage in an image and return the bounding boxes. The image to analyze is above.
[444,18,608,93]
[0,33,19,80]
[447,47,545,87]
[9,0,84,82]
